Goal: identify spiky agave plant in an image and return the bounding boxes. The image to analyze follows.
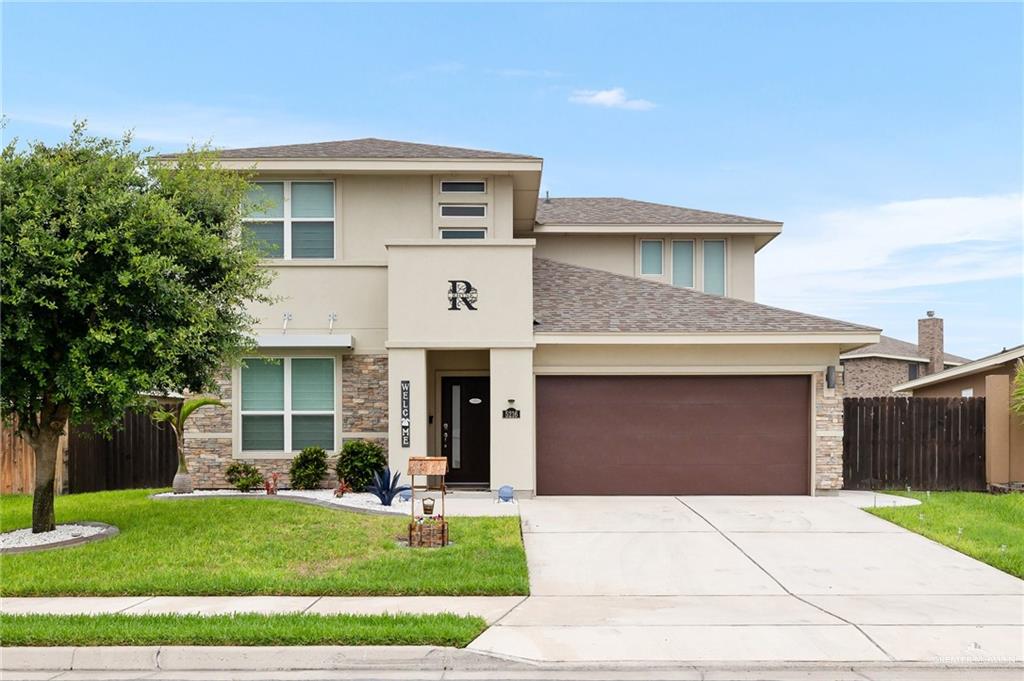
[367,466,410,506]
[152,397,224,494]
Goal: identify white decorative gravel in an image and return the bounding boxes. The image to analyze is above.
[154,488,409,514]
[0,524,107,550]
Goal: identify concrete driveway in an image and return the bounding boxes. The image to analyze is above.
[470,495,1024,665]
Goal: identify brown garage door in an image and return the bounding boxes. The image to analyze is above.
[536,375,810,495]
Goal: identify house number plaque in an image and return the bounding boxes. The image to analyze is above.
[400,380,411,447]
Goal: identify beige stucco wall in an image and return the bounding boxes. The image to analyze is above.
[385,240,535,349]
[532,234,757,301]
[534,342,841,370]
[343,175,433,262]
[248,265,388,353]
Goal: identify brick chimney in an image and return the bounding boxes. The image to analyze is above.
[918,311,944,375]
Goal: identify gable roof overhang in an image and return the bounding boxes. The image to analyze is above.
[535,331,880,352]
[529,197,783,250]
[153,138,544,231]
[891,345,1024,393]
[528,222,783,250]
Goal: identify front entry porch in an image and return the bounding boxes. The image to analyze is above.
[386,347,535,493]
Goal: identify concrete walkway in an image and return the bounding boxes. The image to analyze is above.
[1,596,524,624]
[469,495,1024,664]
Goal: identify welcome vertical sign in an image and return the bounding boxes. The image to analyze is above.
[400,380,411,448]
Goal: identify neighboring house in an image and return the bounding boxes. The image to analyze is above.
[166,138,879,496]
[892,345,1024,487]
[839,312,970,397]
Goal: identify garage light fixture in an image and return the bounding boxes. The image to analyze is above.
[826,365,836,389]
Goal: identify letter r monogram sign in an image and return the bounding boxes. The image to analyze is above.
[447,280,478,311]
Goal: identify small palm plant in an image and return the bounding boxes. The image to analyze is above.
[152,397,225,494]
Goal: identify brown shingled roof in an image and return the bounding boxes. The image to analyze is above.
[532,258,877,335]
[160,137,539,160]
[535,197,779,226]
[841,335,971,364]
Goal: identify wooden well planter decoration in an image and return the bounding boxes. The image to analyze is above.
[407,456,448,548]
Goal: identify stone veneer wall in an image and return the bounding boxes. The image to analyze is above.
[183,355,389,489]
[841,356,916,397]
[814,367,844,491]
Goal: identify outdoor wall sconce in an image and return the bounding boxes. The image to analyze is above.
[826,365,836,389]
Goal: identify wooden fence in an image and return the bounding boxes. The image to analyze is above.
[843,397,986,491]
[67,409,179,493]
[2,407,179,495]
[1,420,67,495]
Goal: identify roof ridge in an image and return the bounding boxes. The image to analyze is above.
[533,257,879,333]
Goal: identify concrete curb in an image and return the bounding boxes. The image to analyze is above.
[2,646,1022,673]
[0,521,119,555]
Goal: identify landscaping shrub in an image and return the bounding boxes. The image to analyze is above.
[224,462,263,492]
[336,440,386,492]
[289,447,328,490]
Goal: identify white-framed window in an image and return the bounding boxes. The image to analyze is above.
[671,240,694,288]
[440,180,486,193]
[640,239,664,276]
[440,228,487,239]
[702,239,727,295]
[961,388,974,397]
[244,181,335,259]
[240,357,335,453]
[439,204,487,218]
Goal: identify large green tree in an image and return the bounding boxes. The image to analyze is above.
[1,124,272,532]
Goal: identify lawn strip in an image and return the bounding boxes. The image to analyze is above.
[0,489,528,596]
[867,491,1024,578]
[0,612,487,647]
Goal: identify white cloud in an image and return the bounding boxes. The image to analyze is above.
[758,193,1024,314]
[568,87,655,111]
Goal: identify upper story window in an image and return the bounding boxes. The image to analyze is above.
[703,239,726,296]
[244,181,335,259]
[671,240,694,288]
[440,204,487,218]
[440,229,487,239]
[640,239,663,276]
[440,180,486,193]
[241,357,335,453]
[908,364,920,381]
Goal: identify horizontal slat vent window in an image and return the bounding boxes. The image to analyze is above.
[440,204,486,218]
[440,180,486,193]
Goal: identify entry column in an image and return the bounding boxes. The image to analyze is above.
[387,348,427,477]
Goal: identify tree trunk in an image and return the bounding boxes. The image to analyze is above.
[29,427,61,533]
[26,404,69,533]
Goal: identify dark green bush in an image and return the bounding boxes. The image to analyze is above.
[224,462,263,492]
[289,447,328,490]
[336,440,386,492]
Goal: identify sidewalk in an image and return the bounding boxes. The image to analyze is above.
[0,596,524,624]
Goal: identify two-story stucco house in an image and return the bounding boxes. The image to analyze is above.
[176,138,879,496]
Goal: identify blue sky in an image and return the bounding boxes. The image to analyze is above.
[3,2,1021,359]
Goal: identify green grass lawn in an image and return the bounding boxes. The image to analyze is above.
[868,491,1024,578]
[0,612,486,647]
[0,489,528,596]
